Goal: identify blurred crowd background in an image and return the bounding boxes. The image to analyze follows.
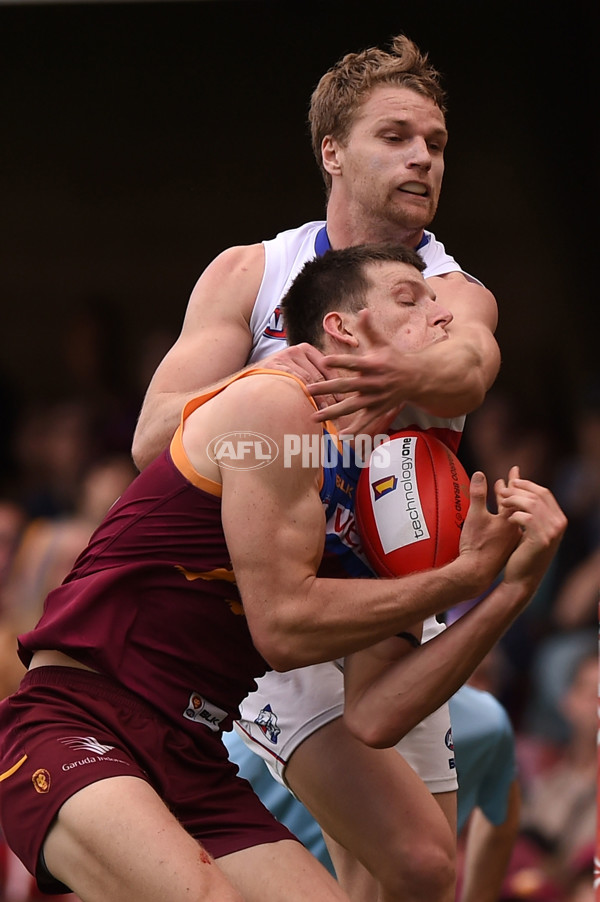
[0,1,596,900]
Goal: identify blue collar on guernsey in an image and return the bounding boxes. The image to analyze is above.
[314,225,332,257]
[314,226,430,258]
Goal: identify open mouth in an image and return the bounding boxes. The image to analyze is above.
[398,182,428,197]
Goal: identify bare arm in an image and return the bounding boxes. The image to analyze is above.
[132,243,334,470]
[183,376,521,672]
[132,244,264,470]
[310,273,500,426]
[342,471,567,747]
[416,272,500,414]
[458,779,521,902]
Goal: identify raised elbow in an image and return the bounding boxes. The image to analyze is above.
[261,648,303,673]
[430,375,488,419]
[461,374,490,414]
[250,623,308,674]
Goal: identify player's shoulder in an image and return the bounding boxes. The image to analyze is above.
[207,372,321,479]
[205,221,323,282]
[221,370,318,429]
[188,221,324,323]
[213,221,323,261]
[183,372,320,481]
[265,220,326,244]
[213,368,316,422]
[207,242,266,277]
[184,243,266,325]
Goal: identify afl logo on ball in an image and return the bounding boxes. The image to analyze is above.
[32,768,51,793]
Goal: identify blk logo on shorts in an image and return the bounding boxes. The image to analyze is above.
[183,692,228,731]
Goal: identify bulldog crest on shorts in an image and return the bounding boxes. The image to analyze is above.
[254,704,281,744]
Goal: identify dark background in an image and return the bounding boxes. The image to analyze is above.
[0,0,596,445]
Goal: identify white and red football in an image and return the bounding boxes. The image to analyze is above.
[355,430,470,578]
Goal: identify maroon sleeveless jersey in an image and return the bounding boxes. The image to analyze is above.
[18,425,268,735]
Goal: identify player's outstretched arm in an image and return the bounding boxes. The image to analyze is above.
[309,276,500,429]
[342,467,567,748]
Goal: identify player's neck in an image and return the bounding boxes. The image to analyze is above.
[326,201,424,250]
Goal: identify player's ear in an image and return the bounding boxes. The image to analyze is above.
[322,311,360,348]
[322,135,343,178]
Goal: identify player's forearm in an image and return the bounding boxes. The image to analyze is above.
[342,578,531,748]
[396,330,499,418]
[132,394,185,471]
[250,557,489,672]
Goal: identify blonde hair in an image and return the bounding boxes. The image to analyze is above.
[309,35,447,195]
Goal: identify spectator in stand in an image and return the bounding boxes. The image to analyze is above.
[522,389,600,743]
[503,650,597,900]
[1,455,136,640]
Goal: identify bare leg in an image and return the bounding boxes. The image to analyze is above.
[44,775,349,902]
[321,788,457,902]
[433,789,457,835]
[321,832,381,902]
[44,776,242,902]
[286,717,456,902]
[219,839,349,901]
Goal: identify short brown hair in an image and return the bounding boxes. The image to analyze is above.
[281,243,425,349]
[309,34,447,194]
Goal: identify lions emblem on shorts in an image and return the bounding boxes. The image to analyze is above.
[255,704,281,744]
[32,768,51,793]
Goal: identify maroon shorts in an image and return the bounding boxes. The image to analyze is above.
[0,667,296,894]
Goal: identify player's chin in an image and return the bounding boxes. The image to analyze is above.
[391,197,433,229]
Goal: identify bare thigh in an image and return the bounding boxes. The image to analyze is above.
[433,789,457,835]
[219,839,349,901]
[320,789,457,902]
[43,775,242,902]
[285,717,456,901]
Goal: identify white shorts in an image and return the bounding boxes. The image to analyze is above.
[236,615,458,793]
